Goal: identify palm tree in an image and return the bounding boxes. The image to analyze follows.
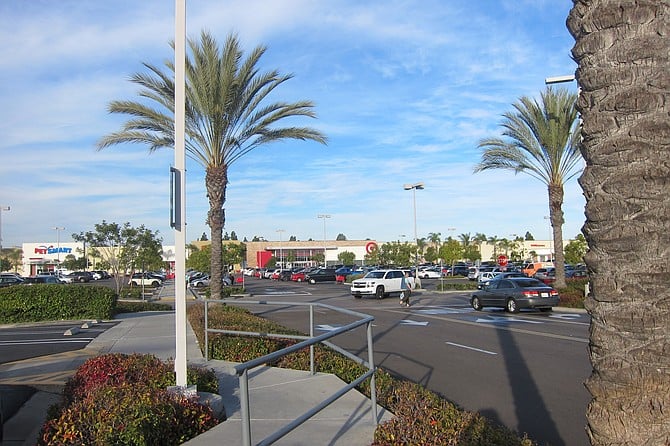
[486,235,499,258]
[458,232,472,246]
[98,31,327,299]
[475,87,581,287]
[568,1,669,445]
[427,232,442,248]
[473,232,487,259]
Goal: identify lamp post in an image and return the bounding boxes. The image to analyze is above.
[276,229,285,268]
[52,226,64,268]
[317,214,331,267]
[0,206,9,269]
[403,182,424,287]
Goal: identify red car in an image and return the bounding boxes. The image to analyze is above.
[291,268,316,282]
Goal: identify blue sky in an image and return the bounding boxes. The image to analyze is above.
[0,0,582,248]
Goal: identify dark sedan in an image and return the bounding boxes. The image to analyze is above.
[470,277,560,313]
[305,268,337,284]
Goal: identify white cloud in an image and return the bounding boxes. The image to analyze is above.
[0,0,581,248]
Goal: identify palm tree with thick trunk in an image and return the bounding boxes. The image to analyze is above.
[568,1,670,444]
[98,31,327,299]
[475,87,581,287]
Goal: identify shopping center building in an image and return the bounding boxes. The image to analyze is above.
[16,238,559,276]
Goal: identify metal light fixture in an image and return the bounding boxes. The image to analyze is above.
[403,183,424,286]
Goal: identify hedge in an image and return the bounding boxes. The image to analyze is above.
[0,284,116,323]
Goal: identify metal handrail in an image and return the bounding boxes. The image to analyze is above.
[203,298,378,446]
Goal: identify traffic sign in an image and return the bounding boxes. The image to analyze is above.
[497,254,508,267]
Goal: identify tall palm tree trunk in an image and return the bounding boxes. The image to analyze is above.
[206,165,228,300]
[568,0,670,444]
[548,183,567,288]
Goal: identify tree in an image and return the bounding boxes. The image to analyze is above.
[336,233,347,241]
[199,232,208,241]
[475,87,581,287]
[438,239,463,266]
[563,234,587,265]
[568,2,669,444]
[337,251,355,265]
[486,235,500,258]
[524,231,535,241]
[98,31,326,299]
[73,221,163,294]
[458,233,472,246]
[61,254,87,271]
[427,232,442,248]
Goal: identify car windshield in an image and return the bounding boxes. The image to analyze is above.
[365,271,386,279]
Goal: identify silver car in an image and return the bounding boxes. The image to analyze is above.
[470,277,560,313]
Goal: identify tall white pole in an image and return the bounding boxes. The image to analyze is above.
[404,183,424,286]
[317,214,330,267]
[174,0,187,387]
[0,206,9,258]
[53,226,64,266]
[276,229,285,268]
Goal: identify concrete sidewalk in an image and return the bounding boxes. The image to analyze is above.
[1,310,391,445]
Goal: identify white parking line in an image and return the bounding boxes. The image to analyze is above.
[446,341,497,355]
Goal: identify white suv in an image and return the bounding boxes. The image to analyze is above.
[350,269,414,299]
[129,273,163,287]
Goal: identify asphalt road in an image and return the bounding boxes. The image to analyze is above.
[235,277,591,446]
[0,321,119,364]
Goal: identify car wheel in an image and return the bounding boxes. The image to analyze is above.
[506,298,519,313]
[309,279,316,284]
[79,277,86,283]
[151,281,160,287]
[297,278,303,282]
[375,286,385,299]
[471,296,483,311]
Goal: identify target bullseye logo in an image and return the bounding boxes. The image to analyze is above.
[365,241,378,253]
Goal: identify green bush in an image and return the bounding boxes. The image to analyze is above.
[557,278,588,308]
[115,300,173,313]
[186,302,535,445]
[39,353,221,446]
[435,281,479,291]
[0,284,116,323]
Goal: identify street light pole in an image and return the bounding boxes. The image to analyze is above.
[52,226,64,267]
[403,183,424,287]
[276,229,285,268]
[317,214,331,267]
[0,206,9,270]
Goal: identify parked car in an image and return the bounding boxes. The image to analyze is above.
[418,267,443,279]
[23,275,62,284]
[129,272,163,287]
[0,276,24,287]
[264,268,280,279]
[477,271,502,286]
[335,266,367,283]
[304,268,338,284]
[278,270,294,281]
[189,275,210,288]
[477,271,527,289]
[470,277,560,313]
[62,271,93,283]
[291,267,316,282]
[534,267,555,282]
[90,270,111,280]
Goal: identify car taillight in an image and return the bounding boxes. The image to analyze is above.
[522,290,539,297]
[550,289,558,297]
